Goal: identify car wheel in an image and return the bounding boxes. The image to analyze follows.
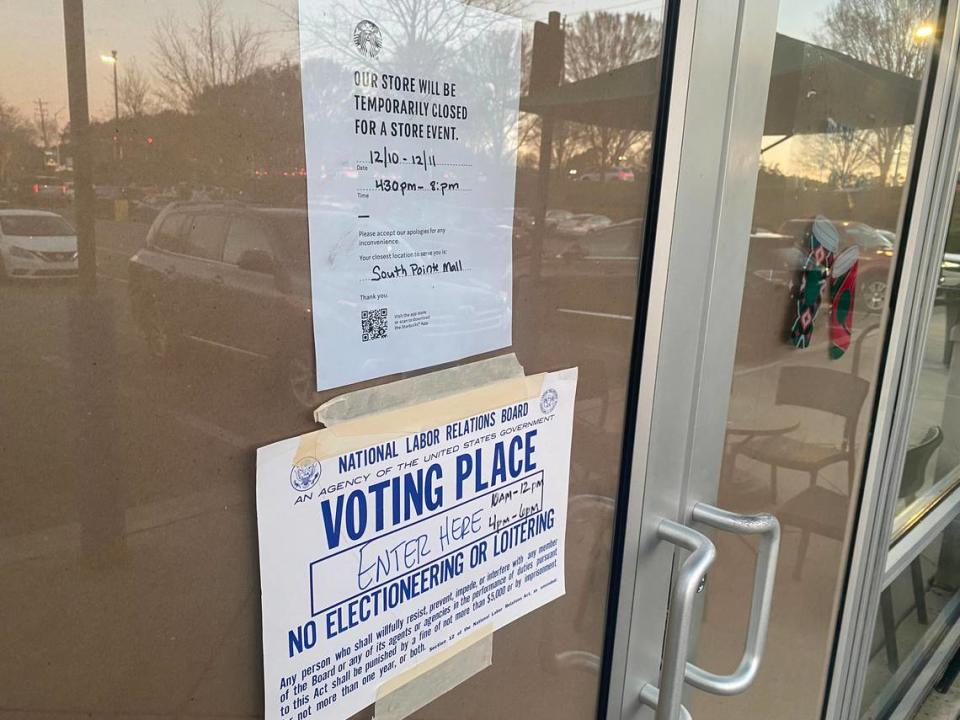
[283,355,321,410]
[860,276,888,313]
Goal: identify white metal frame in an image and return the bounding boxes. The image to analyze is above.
[860,594,960,719]
[828,0,960,715]
[605,0,960,717]
[605,0,781,717]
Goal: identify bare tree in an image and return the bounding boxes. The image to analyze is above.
[801,124,871,189]
[0,99,36,186]
[153,0,266,110]
[119,60,153,117]
[816,0,936,186]
[460,29,524,165]
[564,11,660,172]
[275,0,529,39]
[516,28,541,159]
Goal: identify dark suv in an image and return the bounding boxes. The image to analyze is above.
[128,202,317,407]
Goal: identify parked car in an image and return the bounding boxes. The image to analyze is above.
[0,209,78,279]
[577,166,635,182]
[128,202,318,407]
[545,209,574,228]
[130,191,179,224]
[15,175,72,206]
[543,218,644,285]
[94,185,146,219]
[556,213,613,236]
[514,207,535,231]
[552,219,643,259]
[777,218,894,313]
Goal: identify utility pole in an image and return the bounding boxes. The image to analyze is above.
[111,50,119,123]
[529,11,565,281]
[101,50,120,160]
[34,99,50,148]
[63,0,96,293]
[34,99,51,170]
[64,0,125,567]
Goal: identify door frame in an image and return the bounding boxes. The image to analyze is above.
[602,0,960,717]
[603,0,782,717]
[827,0,960,715]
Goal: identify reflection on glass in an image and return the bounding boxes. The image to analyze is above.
[0,0,666,717]
[892,186,960,540]
[0,210,79,278]
[692,1,939,719]
[860,517,960,717]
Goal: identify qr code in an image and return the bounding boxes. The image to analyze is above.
[361,308,388,342]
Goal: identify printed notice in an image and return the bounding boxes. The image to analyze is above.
[256,368,576,720]
[297,0,522,390]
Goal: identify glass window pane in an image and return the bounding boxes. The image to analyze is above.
[860,517,960,717]
[690,2,941,719]
[224,216,272,265]
[0,214,75,236]
[152,212,187,252]
[182,213,227,260]
[892,185,960,541]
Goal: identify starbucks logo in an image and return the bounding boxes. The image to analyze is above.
[354,19,383,58]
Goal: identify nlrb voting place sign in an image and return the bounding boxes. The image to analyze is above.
[256,369,577,720]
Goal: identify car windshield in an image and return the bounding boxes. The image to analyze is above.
[0,215,75,236]
[845,225,889,248]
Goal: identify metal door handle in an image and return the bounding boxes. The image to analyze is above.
[640,503,781,719]
[684,504,780,695]
[639,518,714,720]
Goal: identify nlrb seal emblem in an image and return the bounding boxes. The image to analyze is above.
[290,457,321,492]
[540,387,559,414]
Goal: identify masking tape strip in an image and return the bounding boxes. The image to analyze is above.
[314,353,524,426]
[373,627,493,720]
[294,366,545,465]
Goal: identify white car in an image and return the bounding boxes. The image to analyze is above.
[577,166,636,182]
[0,209,79,279]
[556,213,613,236]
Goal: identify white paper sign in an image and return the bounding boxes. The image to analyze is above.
[297,0,522,390]
[256,369,577,720]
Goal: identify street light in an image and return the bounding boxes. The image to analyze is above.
[914,23,936,40]
[101,50,119,160]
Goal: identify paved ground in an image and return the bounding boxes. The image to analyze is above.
[0,215,322,717]
[916,679,960,720]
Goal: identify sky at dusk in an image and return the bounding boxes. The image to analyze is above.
[0,0,665,125]
[0,0,298,123]
[0,0,833,124]
[0,0,906,183]
[0,0,833,126]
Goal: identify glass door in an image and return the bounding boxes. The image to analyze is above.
[6,2,950,719]
[0,2,677,720]
[606,0,954,719]
[693,0,945,713]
